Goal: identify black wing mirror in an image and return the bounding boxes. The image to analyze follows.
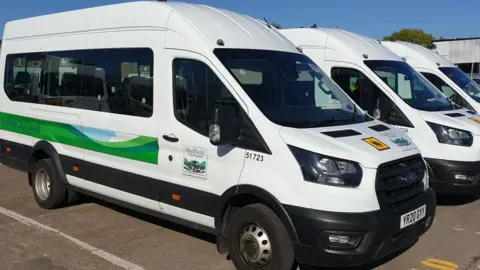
[374,97,392,120]
[209,106,240,146]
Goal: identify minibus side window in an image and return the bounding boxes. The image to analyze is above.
[173,59,244,136]
[172,59,270,153]
[173,58,244,136]
[331,67,412,127]
[43,50,84,107]
[421,72,471,109]
[83,48,154,117]
[4,53,44,103]
[421,72,455,98]
[331,68,388,116]
[3,49,154,117]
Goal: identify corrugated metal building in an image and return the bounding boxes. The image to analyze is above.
[433,37,480,79]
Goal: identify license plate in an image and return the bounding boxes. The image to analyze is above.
[400,205,426,229]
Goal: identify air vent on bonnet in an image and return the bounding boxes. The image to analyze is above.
[369,124,390,132]
[466,110,477,115]
[322,130,362,138]
[444,113,465,117]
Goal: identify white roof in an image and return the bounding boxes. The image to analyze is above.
[3,1,298,53]
[280,28,401,62]
[381,41,456,69]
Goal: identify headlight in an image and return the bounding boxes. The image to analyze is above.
[288,145,363,187]
[427,122,473,146]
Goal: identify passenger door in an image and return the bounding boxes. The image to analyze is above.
[157,51,246,224]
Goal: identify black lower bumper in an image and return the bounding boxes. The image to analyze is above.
[426,158,480,195]
[285,188,436,268]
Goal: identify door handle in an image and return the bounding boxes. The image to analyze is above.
[163,134,179,143]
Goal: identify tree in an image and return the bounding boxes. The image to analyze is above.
[271,22,281,29]
[383,28,436,49]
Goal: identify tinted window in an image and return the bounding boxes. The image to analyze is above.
[439,67,480,102]
[173,59,240,136]
[331,67,389,116]
[421,72,456,99]
[365,60,453,111]
[3,48,153,117]
[4,53,44,103]
[83,48,154,117]
[331,67,411,126]
[44,50,84,107]
[422,72,474,110]
[214,49,371,128]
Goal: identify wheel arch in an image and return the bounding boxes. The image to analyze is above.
[28,141,67,185]
[216,185,299,242]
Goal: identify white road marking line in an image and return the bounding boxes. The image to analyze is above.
[0,205,145,270]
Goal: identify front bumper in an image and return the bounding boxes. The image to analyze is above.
[426,158,480,195]
[285,188,436,268]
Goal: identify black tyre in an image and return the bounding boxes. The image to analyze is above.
[227,203,294,270]
[31,159,67,209]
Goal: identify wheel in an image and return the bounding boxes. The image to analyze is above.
[31,159,67,209]
[226,203,294,270]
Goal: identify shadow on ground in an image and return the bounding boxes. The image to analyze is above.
[84,196,217,244]
[436,194,480,206]
[8,257,68,270]
[298,242,413,270]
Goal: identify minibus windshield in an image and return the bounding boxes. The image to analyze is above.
[439,67,480,102]
[214,49,371,128]
[365,60,453,111]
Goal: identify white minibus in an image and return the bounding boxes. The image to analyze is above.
[382,41,480,114]
[281,28,480,195]
[0,2,435,269]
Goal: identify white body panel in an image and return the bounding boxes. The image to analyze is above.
[281,28,480,163]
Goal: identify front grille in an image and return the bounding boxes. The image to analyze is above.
[376,154,426,213]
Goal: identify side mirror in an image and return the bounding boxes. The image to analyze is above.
[209,106,240,146]
[375,97,392,120]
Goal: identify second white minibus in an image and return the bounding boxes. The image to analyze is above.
[281,28,480,195]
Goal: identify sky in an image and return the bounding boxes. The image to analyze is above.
[1,0,479,40]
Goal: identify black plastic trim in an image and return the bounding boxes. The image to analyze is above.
[444,113,465,117]
[286,188,436,267]
[322,130,362,138]
[425,158,480,194]
[0,139,30,172]
[369,124,390,132]
[60,155,221,217]
[30,140,68,184]
[217,185,299,242]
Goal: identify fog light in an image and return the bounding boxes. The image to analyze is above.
[452,173,475,183]
[325,234,362,249]
[328,235,350,244]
